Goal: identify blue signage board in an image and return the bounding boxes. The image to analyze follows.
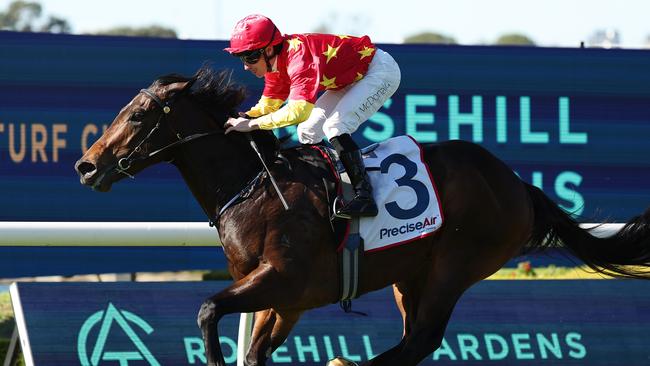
[11,280,650,365]
[1,31,649,223]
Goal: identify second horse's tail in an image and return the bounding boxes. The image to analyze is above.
[525,183,650,279]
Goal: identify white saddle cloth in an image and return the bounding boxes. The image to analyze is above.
[359,135,443,252]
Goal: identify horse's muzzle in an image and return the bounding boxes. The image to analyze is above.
[75,159,97,182]
[74,159,110,191]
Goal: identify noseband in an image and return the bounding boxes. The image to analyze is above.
[116,88,222,176]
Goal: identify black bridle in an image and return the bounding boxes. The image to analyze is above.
[116,85,289,221]
[115,87,223,177]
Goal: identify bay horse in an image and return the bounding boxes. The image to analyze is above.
[75,66,650,366]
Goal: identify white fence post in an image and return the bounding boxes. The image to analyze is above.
[237,313,254,366]
[2,326,19,366]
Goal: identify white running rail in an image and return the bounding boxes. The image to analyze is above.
[0,221,625,366]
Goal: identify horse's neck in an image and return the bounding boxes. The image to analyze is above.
[173,133,277,221]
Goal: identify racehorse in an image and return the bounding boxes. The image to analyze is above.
[75,66,650,366]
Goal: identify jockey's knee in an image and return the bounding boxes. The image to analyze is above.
[324,119,360,143]
[297,108,327,144]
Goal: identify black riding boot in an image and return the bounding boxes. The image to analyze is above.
[337,149,378,217]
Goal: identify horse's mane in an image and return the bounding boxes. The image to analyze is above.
[155,64,247,118]
[156,65,280,160]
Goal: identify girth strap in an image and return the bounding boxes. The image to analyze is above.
[338,169,362,307]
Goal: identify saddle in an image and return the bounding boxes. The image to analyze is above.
[286,144,352,250]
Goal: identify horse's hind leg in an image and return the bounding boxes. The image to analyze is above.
[392,284,408,337]
[392,275,426,338]
[245,309,302,366]
[245,310,276,366]
[367,273,465,366]
[366,280,424,364]
[369,231,522,365]
[396,281,465,365]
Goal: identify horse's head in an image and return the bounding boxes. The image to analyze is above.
[75,66,246,192]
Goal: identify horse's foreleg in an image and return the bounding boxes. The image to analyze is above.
[245,309,302,366]
[197,262,299,366]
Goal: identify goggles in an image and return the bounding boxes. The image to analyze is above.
[237,49,265,64]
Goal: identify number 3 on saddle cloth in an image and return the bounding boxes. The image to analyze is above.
[356,135,443,251]
[314,135,443,252]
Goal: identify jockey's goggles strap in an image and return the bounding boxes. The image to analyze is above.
[264,52,274,72]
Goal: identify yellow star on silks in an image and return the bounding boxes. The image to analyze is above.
[337,35,351,39]
[322,44,340,63]
[358,46,375,60]
[320,74,338,89]
[287,38,303,52]
[354,72,364,82]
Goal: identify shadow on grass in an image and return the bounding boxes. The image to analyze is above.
[0,318,24,366]
[0,317,14,338]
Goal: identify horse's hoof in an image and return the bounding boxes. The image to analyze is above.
[326,356,359,366]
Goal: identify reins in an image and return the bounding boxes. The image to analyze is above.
[115,88,222,175]
[120,87,290,224]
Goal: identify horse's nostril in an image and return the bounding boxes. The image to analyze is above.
[76,161,97,175]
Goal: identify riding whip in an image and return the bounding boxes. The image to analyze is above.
[245,133,290,210]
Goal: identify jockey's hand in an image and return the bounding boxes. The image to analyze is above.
[225,116,259,134]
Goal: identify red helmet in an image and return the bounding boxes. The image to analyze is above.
[224,14,283,54]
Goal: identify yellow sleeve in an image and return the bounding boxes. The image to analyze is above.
[256,100,314,129]
[246,96,285,118]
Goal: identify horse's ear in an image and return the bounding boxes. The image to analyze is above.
[183,78,197,91]
[163,79,196,99]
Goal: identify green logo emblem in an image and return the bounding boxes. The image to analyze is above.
[77,302,160,366]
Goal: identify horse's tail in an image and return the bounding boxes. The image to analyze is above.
[525,183,650,279]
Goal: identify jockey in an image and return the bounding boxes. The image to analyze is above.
[224,14,401,218]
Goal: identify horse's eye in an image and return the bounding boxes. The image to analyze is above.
[131,111,145,123]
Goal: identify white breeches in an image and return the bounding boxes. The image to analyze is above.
[297,48,401,144]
